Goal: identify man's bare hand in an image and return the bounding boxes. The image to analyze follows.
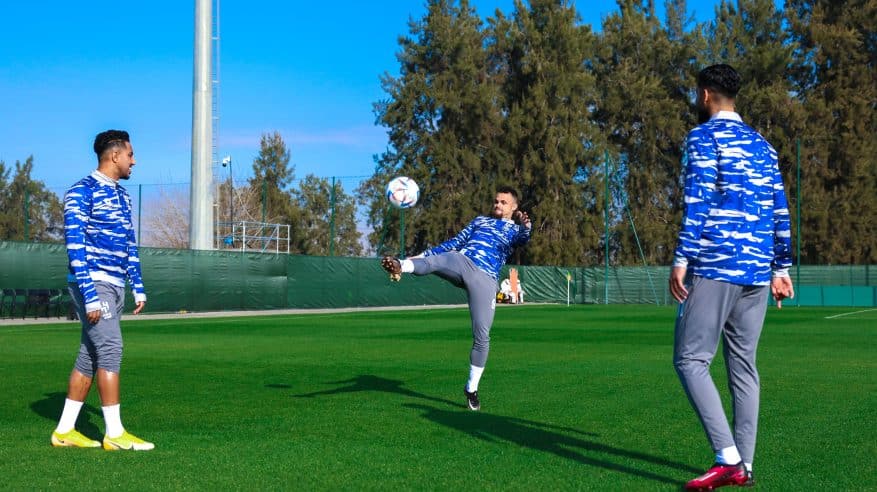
[133,301,146,315]
[86,309,101,324]
[669,266,689,303]
[513,210,532,228]
[771,276,794,309]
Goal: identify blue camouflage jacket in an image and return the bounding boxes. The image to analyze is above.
[424,216,531,280]
[673,111,792,286]
[64,171,146,312]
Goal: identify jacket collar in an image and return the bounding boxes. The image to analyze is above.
[91,170,118,186]
[710,110,743,122]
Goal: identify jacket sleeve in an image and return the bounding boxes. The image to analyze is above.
[513,223,531,247]
[770,157,793,276]
[673,130,719,266]
[123,192,147,302]
[423,219,476,257]
[64,184,101,312]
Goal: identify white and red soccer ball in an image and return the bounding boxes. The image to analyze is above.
[385,176,420,209]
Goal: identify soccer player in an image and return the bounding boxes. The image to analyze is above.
[669,65,794,490]
[381,186,532,411]
[51,130,154,451]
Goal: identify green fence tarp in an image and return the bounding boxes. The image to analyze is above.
[1,241,874,312]
[141,248,288,313]
[286,255,465,309]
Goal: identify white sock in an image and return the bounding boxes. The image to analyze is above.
[400,259,414,273]
[55,399,84,434]
[744,463,753,472]
[716,445,742,465]
[466,365,485,392]
[102,404,124,438]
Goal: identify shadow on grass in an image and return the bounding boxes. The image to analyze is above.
[285,375,694,484]
[403,403,698,485]
[30,392,103,439]
[288,374,457,407]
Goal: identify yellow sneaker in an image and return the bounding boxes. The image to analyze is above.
[51,429,101,448]
[102,430,155,451]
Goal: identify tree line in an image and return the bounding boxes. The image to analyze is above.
[143,131,364,256]
[2,0,873,265]
[360,0,876,266]
[0,133,363,257]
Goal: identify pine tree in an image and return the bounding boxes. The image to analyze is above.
[593,0,703,265]
[787,0,877,263]
[0,157,63,242]
[292,175,362,256]
[248,131,299,241]
[365,0,506,256]
[489,0,602,266]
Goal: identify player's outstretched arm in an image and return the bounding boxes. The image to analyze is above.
[423,220,476,256]
[512,210,532,246]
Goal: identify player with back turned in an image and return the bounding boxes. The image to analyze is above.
[669,64,794,490]
[382,186,532,411]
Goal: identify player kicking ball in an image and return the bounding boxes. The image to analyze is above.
[381,186,532,411]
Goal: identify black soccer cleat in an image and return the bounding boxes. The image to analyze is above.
[464,389,480,411]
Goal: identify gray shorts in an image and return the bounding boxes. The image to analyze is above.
[69,281,125,376]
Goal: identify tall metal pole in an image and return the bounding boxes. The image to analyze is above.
[796,138,801,306]
[138,184,143,246]
[23,189,30,241]
[190,0,214,250]
[329,176,336,256]
[604,151,610,305]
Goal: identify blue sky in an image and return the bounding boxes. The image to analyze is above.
[0,1,743,195]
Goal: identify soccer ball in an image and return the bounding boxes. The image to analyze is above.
[385,176,420,209]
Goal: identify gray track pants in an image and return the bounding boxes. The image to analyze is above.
[674,275,769,464]
[69,281,125,376]
[412,252,497,367]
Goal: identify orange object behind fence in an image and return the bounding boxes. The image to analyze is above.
[509,268,519,303]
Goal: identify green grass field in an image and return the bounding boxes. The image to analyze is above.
[0,305,874,490]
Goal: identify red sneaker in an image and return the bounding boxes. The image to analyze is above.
[685,463,748,491]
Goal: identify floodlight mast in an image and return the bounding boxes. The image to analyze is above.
[190,0,214,250]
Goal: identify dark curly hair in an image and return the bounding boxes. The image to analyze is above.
[93,129,130,158]
[496,186,519,203]
[697,64,741,98]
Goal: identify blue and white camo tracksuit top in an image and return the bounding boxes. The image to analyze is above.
[423,216,531,280]
[673,111,792,286]
[64,170,146,312]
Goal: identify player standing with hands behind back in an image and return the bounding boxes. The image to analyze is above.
[669,65,794,490]
[382,186,531,411]
[51,130,154,451]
